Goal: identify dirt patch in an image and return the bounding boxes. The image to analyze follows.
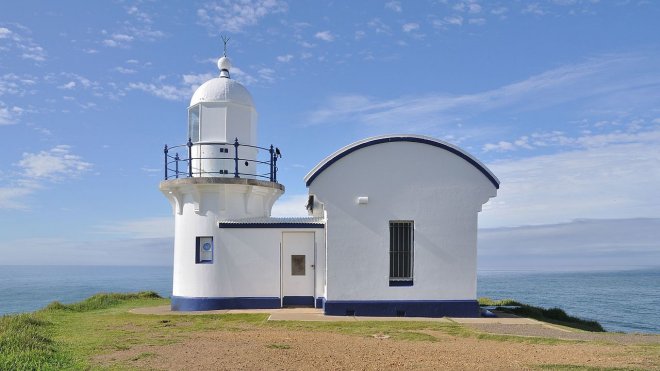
[95,327,658,370]
[466,323,660,345]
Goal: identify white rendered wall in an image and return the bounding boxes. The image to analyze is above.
[308,141,496,302]
[162,181,287,298]
[171,223,325,299]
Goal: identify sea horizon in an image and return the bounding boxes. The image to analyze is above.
[1,265,658,334]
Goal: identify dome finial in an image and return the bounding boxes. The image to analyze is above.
[218,35,231,78]
[221,35,230,57]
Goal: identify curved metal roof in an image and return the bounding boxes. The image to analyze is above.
[304,134,500,189]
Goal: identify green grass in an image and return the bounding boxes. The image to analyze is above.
[478,297,524,306]
[0,313,74,370]
[536,365,644,370]
[266,343,291,349]
[479,297,605,332]
[0,292,651,370]
[44,291,161,312]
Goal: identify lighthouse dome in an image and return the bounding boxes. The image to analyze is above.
[189,56,254,107]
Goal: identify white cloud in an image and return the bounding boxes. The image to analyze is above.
[96,217,174,239]
[367,18,391,34]
[277,54,294,63]
[440,16,464,26]
[101,6,164,48]
[0,145,92,209]
[315,30,335,42]
[103,33,134,47]
[0,104,24,125]
[197,0,287,33]
[483,141,514,152]
[481,136,660,228]
[402,23,419,33]
[271,194,309,217]
[491,7,508,16]
[0,187,32,209]
[114,66,136,74]
[385,1,402,12]
[0,25,47,62]
[58,81,76,90]
[128,82,188,101]
[19,145,92,181]
[0,237,172,266]
[128,66,267,102]
[306,53,660,129]
[0,73,37,97]
[523,3,546,15]
[479,218,660,271]
[0,27,12,38]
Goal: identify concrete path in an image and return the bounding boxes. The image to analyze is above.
[128,305,660,344]
[131,305,530,324]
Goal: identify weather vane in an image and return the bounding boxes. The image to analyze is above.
[221,35,230,57]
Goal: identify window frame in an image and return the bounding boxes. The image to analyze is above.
[389,220,414,286]
[188,104,201,142]
[195,236,213,264]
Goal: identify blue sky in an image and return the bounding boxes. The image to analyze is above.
[1,0,659,270]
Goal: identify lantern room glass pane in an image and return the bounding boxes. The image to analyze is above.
[188,104,200,142]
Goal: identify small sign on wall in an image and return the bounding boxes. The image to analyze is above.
[196,236,213,263]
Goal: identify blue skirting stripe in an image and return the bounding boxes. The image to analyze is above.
[323,300,479,318]
[315,297,325,309]
[171,296,281,311]
[282,296,315,306]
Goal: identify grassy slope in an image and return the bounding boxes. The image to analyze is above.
[478,297,605,332]
[0,293,655,370]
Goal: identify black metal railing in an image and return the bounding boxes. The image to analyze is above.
[163,138,281,182]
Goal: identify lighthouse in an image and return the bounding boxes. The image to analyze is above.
[160,51,288,311]
[159,44,497,316]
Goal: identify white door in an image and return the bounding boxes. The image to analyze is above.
[282,232,315,306]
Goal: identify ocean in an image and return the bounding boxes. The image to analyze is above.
[0,266,657,333]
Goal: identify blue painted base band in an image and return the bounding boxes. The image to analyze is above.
[282,296,315,306]
[171,296,281,311]
[323,300,480,318]
[315,297,325,309]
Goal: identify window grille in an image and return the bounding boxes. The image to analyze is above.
[389,221,413,285]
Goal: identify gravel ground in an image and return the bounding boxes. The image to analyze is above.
[96,327,659,370]
[466,323,660,345]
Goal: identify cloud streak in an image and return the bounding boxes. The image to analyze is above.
[306,53,660,130]
[0,145,92,209]
[197,0,287,33]
[481,130,660,228]
[478,218,660,271]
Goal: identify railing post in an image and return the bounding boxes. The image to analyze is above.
[273,150,278,183]
[269,144,274,182]
[163,144,168,180]
[174,153,180,179]
[233,138,240,178]
[187,138,193,177]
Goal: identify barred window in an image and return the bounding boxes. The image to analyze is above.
[389,221,414,286]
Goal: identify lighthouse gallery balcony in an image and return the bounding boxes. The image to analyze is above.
[163,138,282,184]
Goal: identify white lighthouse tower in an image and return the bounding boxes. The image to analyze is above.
[160,50,286,311]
